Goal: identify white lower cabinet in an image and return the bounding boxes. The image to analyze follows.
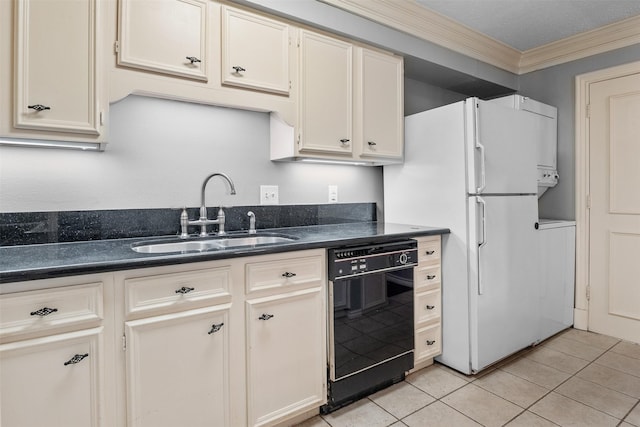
[0,328,104,427]
[1,251,326,427]
[0,274,114,427]
[246,287,326,427]
[413,236,443,370]
[124,305,230,427]
[116,250,326,427]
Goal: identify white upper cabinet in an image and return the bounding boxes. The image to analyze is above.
[298,29,353,156]
[221,6,290,95]
[1,0,106,142]
[271,29,403,164]
[357,48,404,160]
[118,0,208,81]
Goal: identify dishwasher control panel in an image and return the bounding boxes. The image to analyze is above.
[329,239,418,279]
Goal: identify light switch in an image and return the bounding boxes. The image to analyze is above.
[328,185,338,203]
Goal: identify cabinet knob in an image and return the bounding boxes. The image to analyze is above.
[232,66,246,73]
[281,272,296,278]
[208,323,224,334]
[175,286,195,294]
[259,313,274,321]
[64,353,89,366]
[339,139,350,145]
[28,104,50,112]
[425,250,435,255]
[30,307,58,316]
[186,56,201,64]
[426,340,436,346]
[426,275,436,280]
[426,305,435,310]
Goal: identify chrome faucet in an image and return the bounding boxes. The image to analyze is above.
[180,173,236,238]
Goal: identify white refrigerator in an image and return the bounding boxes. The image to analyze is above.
[384,98,541,374]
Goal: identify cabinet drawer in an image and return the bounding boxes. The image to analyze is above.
[125,266,231,317]
[0,283,103,341]
[246,254,323,294]
[415,323,442,362]
[415,289,441,326]
[415,264,441,290]
[417,237,441,264]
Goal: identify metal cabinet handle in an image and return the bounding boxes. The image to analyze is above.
[30,307,58,316]
[28,104,50,111]
[425,250,435,255]
[367,141,377,146]
[426,305,435,310]
[281,272,296,278]
[64,353,89,366]
[186,56,201,64]
[339,139,350,145]
[232,66,246,73]
[259,314,274,321]
[208,323,224,334]
[426,275,436,280]
[426,340,436,346]
[175,286,195,294]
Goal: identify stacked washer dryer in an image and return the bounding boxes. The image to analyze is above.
[491,95,576,339]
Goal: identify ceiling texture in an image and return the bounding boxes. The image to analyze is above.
[415,0,640,51]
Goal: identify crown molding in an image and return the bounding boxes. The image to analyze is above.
[321,0,640,75]
[320,0,521,73]
[519,15,640,74]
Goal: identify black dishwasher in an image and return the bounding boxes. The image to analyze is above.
[322,239,417,413]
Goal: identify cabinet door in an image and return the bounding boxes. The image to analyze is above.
[0,328,104,427]
[118,0,208,81]
[246,287,326,427]
[221,6,290,95]
[14,0,101,136]
[298,30,352,156]
[358,48,403,160]
[125,305,230,427]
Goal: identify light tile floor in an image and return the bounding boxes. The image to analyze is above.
[298,328,640,427]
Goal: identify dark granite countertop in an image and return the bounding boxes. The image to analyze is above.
[0,222,449,285]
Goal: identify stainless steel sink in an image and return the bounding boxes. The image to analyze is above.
[131,234,296,254]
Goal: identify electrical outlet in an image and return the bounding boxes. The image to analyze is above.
[260,185,279,205]
[328,185,338,203]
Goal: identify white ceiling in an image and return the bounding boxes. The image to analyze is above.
[415,0,640,51]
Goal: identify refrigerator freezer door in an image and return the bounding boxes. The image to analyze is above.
[467,195,539,372]
[466,100,538,195]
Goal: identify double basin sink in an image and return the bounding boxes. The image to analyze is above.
[131,233,297,254]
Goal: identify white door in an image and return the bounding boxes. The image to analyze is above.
[468,195,539,372]
[467,100,538,195]
[246,287,326,427]
[125,306,230,427]
[588,72,640,343]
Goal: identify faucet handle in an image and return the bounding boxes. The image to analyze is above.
[247,211,256,234]
[180,208,190,239]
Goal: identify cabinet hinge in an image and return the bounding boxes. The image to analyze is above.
[586,104,591,118]
[586,194,591,209]
[289,80,292,90]
[99,111,104,126]
[114,40,120,54]
[586,285,591,301]
[297,134,301,145]
[122,334,127,351]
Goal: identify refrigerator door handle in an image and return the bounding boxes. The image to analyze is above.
[474,104,487,193]
[476,196,487,295]
[477,196,487,248]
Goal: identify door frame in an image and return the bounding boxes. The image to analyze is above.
[574,60,640,330]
